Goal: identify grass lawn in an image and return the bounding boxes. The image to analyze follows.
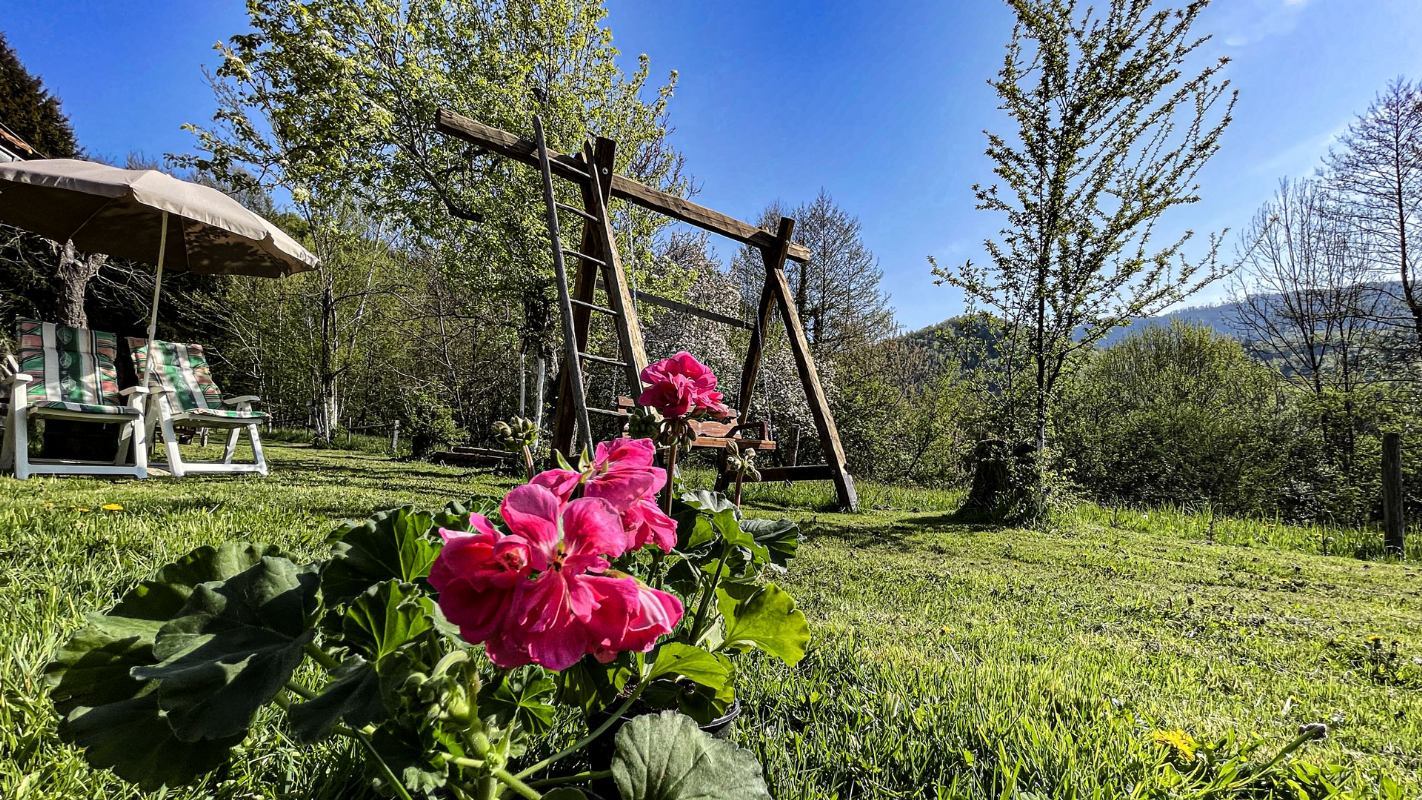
[1,443,1419,798]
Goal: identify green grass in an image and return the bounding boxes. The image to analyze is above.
[1,444,1419,798]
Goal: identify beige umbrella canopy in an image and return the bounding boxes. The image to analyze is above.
[0,158,318,381]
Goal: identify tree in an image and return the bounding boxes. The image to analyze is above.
[1324,78,1422,350]
[0,32,78,159]
[934,0,1236,450]
[1056,322,1283,513]
[181,0,683,443]
[732,192,895,362]
[1230,177,1380,471]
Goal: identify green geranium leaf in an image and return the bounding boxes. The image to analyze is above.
[111,542,283,621]
[324,507,440,604]
[482,665,557,735]
[343,581,436,663]
[679,490,736,515]
[288,656,384,742]
[612,711,770,800]
[740,518,800,567]
[132,556,321,742]
[716,583,810,666]
[60,692,245,791]
[432,496,496,531]
[44,541,279,788]
[368,724,449,795]
[541,789,588,800]
[647,643,733,692]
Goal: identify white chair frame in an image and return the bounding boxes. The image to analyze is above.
[143,387,268,477]
[4,368,150,480]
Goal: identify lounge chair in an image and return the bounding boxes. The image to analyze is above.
[6,319,149,479]
[126,337,268,477]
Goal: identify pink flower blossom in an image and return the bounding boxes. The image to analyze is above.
[638,352,731,420]
[622,498,677,552]
[430,482,684,670]
[428,517,532,645]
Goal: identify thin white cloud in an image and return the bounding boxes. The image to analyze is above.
[1214,0,1312,48]
[1250,119,1350,177]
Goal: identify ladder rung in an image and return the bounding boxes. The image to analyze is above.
[570,298,619,316]
[579,351,627,367]
[555,202,599,222]
[562,248,606,266]
[587,406,629,418]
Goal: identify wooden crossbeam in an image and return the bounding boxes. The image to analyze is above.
[593,278,754,331]
[436,109,811,263]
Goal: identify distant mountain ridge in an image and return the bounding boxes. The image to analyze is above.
[1095,300,1246,346]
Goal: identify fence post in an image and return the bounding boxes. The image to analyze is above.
[1382,431,1404,556]
[390,420,401,456]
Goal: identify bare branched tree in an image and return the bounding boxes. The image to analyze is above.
[1230,178,1379,396]
[1324,77,1422,349]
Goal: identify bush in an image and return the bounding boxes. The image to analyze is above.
[401,389,461,457]
[1055,323,1286,514]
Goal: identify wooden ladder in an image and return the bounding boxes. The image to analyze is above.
[532,116,648,456]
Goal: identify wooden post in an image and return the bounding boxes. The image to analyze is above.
[763,217,859,512]
[1383,431,1404,556]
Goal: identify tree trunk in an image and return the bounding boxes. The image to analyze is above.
[45,240,111,460]
[52,239,105,327]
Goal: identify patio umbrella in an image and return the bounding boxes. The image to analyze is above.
[0,158,318,382]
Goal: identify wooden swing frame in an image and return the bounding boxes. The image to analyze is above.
[435,109,859,511]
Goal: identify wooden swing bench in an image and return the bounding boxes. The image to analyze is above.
[614,396,775,451]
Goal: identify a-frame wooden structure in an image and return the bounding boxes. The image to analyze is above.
[435,109,858,511]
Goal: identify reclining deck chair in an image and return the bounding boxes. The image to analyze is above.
[127,338,268,477]
[5,319,149,479]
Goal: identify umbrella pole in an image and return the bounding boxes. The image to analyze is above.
[141,211,169,386]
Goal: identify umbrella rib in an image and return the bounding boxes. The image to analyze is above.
[58,195,120,244]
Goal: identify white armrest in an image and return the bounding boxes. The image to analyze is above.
[223,395,260,405]
[119,385,151,396]
[8,372,33,385]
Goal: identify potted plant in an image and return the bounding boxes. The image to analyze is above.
[44,352,803,800]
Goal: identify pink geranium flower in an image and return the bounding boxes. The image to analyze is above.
[529,439,676,551]
[622,498,677,552]
[638,352,731,420]
[430,482,683,670]
[533,438,665,509]
[428,516,533,645]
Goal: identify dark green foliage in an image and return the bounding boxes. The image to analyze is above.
[1056,323,1284,514]
[0,33,78,158]
[400,390,462,458]
[322,507,441,605]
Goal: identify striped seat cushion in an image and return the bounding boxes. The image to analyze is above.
[16,319,129,413]
[172,407,266,422]
[127,338,267,420]
[31,400,141,417]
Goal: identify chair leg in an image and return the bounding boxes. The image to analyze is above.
[0,414,12,472]
[223,427,241,464]
[248,423,268,476]
[130,416,148,480]
[160,414,186,478]
[13,409,30,480]
[114,417,134,466]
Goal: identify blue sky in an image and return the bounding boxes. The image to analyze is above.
[6,0,1422,330]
